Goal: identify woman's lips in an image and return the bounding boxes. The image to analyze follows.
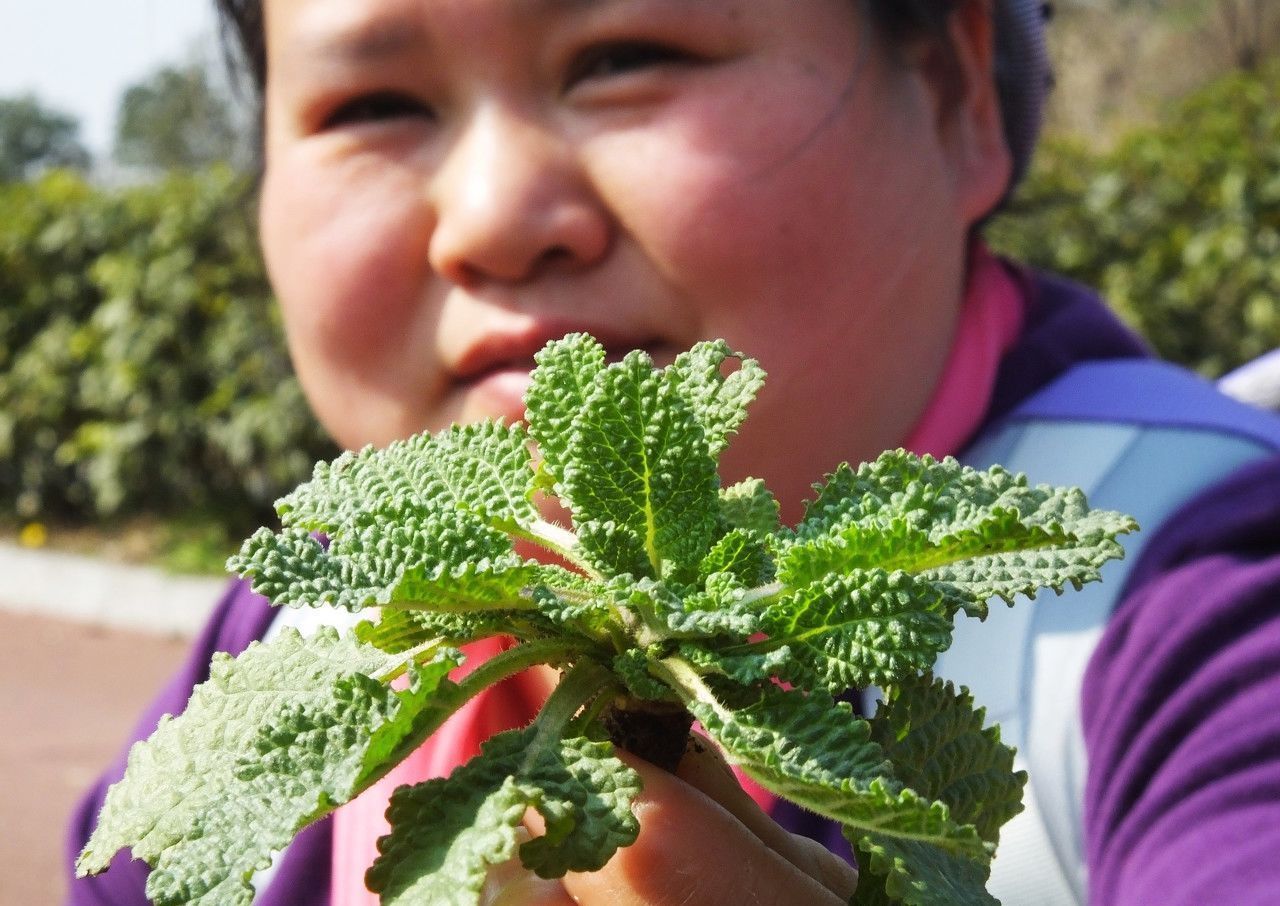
[458,363,535,424]
[451,328,672,424]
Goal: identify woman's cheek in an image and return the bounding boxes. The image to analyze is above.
[265,156,435,369]
[260,149,448,448]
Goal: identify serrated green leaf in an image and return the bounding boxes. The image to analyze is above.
[676,678,994,906]
[277,421,537,534]
[761,572,956,692]
[367,729,641,906]
[356,563,605,651]
[920,536,1127,612]
[795,451,1134,549]
[392,560,544,612]
[778,517,935,587]
[529,579,613,631]
[612,648,677,701]
[663,672,989,875]
[77,629,462,905]
[870,675,1025,844]
[781,453,1135,621]
[665,572,767,638]
[525,333,607,492]
[699,528,772,587]
[718,477,781,539]
[228,526,378,611]
[850,677,1024,905]
[851,833,997,906]
[665,340,765,456]
[230,509,520,613]
[679,680,888,793]
[574,518,653,578]
[676,642,793,685]
[563,351,719,579]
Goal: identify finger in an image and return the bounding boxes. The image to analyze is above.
[675,733,860,900]
[560,750,847,906]
[480,826,577,906]
[482,874,576,906]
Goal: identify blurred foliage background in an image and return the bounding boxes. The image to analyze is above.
[0,167,336,562]
[991,58,1280,376]
[0,0,1277,570]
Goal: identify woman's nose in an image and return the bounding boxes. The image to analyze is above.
[427,107,612,287]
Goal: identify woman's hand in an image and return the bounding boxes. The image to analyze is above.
[482,734,858,905]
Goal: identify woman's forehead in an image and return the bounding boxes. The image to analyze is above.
[264,0,838,47]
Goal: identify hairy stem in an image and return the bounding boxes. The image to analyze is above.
[372,638,450,684]
[364,638,590,791]
[650,656,722,715]
[460,638,590,698]
[571,682,621,736]
[529,660,614,751]
[511,518,604,581]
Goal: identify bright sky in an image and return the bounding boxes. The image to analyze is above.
[0,0,218,157]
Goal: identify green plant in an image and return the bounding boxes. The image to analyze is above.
[0,168,335,529]
[77,335,1134,904]
[991,58,1280,377]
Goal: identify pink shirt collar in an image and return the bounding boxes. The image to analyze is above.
[903,240,1026,457]
[330,241,1026,902]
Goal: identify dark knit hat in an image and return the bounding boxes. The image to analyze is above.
[994,0,1053,189]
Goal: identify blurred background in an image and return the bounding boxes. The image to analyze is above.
[1,0,1278,902]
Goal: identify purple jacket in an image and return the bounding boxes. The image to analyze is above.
[67,269,1280,905]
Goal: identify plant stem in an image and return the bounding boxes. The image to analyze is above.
[372,638,448,684]
[523,661,614,772]
[536,661,614,734]
[571,683,620,736]
[512,518,603,581]
[459,638,589,698]
[365,638,590,787]
[650,656,728,722]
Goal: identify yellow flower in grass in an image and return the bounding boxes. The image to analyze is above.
[19,522,48,549]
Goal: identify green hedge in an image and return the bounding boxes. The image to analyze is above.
[990,60,1280,377]
[0,167,335,530]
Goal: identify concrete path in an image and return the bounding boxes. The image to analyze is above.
[0,543,226,904]
[1,611,191,905]
[0,541,224,637]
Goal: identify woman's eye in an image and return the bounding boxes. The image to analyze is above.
[322,92,432,129]
[566,41,693,87]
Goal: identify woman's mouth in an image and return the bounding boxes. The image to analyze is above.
[459,363,537,424]
[452,324,670,423]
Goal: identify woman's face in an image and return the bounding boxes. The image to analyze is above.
[259,0,1008,519]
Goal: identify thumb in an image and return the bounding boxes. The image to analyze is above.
[674,732,859,901]
[556,746,852,906]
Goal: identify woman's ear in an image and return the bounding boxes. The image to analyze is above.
[906,0,1013,225]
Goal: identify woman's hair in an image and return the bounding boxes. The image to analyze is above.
[215,0,265,97]
[214,0,959,103]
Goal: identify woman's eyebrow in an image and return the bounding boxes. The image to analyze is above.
[290,0,700,67]
[289,16,428,67]
[515,0,616,12]
[514,0,701,18]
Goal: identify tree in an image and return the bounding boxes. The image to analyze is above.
[1214,0,1280,70]
[112,63,241,172]
[0,95,91,182]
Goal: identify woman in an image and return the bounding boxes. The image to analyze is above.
[69,1,1280,903]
